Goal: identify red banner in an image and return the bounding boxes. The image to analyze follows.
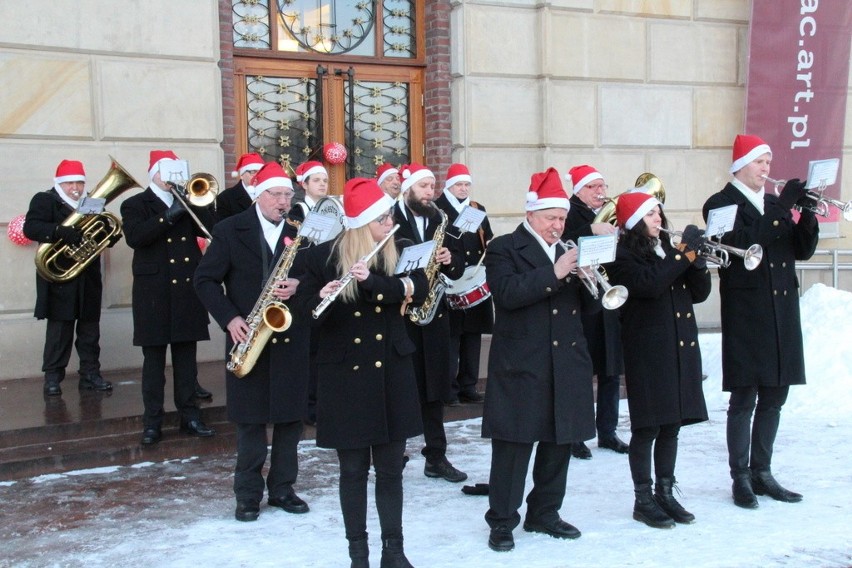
[745,0,852,222]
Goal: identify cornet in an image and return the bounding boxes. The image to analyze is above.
[552,233,628,310]
[659,228,763,271]
[762,175,852,221]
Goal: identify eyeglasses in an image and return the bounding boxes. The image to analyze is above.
[266,190,294,200]
[373,211,394,224]
[585,183,608,191]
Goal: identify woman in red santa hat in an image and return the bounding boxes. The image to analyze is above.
[606,192,711,528]
[294,177,428,568]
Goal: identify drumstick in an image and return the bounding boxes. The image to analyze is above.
[473,251,486,269]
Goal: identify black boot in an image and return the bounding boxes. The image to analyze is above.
[380,537,413,568]
[732,473,759,509]
[633,483,675,528]
[654,477,695,524]
[348,537,369,568]
[44,371,63,396]
[79,373,113,391]
[751,469,802,503]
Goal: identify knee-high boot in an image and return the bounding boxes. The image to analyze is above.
[654,477,695,523]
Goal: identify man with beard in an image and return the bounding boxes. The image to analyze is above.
[393,163,467,483]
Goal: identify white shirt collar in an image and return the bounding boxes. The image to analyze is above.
[150,184,174,207]
[731,178,765,215]
[443,191,469,213]
[53,186,81,210]
[523,219,557,263]
[255,204,285,251]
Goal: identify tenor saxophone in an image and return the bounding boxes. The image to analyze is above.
[406,208,450,326]
[227,234,303,378]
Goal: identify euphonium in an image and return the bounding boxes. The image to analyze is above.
[35,156,142,283]
[593,173,666,225]
[227,232,302,378]
[407,208,451,326]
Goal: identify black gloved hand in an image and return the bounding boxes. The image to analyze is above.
[778,178,808,210]
[54,225,83,246]
[679,224,705,254]
[164,198,186,225]
[692,255,707,270]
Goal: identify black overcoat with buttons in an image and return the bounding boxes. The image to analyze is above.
[393,202,466,401]
[434,193,494,335]
[24,188,104,321]
[607,238,711,430]
[215,180,253,221]
[193,205,310,424]
[703,183,818,391]
[120,187,212,346]
[482,224,597,445]
[294,239,428,450]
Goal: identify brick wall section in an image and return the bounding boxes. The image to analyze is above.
[424,0,453,181]
[219,0,236,172]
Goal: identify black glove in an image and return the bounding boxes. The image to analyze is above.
[778,178,808,210]
[679,224,705,254]
[164,199,186,225]
[692,255,707,270]
[54,225,83,246]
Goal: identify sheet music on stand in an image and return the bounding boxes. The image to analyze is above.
[298,211,341,244]
[452,206,486,234]
[705,204,738,238]
[77,197,106,214]
[394,241,436,275]
[576,234,617,267]
[806,158,839,190]
[159,159,191,185]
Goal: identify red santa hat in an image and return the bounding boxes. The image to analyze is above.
[567,164,604,194]
[295,161,327,183]
[250,162,293,194]
[375,163,399,185]
[148,150,180,180]
[343,177,395,229]
[444,163,472,192]
[729,134,772,174]
[232,153,264,178]
[400,163,435,193]
[54,160,86,184]
[526,167,570,212]
[616,192,662,230]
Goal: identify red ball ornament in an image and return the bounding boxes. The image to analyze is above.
[323,142,347,165]
[7,214,32,246]
[197,236,208,252]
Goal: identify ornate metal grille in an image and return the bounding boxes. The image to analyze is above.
[277,0,375,55]
[346,80,410,177]
[245,75,320,173]
[233,0,271,49]
[382,0,415,58]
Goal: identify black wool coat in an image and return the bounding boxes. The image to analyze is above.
[293,239,428,450]
[607,240,711,430]
[482,224,597,445]
[193,206,310,424]
[120,187,213,346]
[393,202,466,401]
[434,193,494,335]
[215,180,253,222]
[561,194,624,377]
[703,183,819,390]
[24,188,103,321]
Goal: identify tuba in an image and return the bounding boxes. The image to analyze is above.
[593,173,666,225]
[35,156,142,283]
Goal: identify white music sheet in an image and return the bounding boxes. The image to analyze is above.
[299,212,339,244]
[453,206,486,234]
[806,158,839,189]
[577,234,617,267]
[395,241,436,275]
[158,159,191,184]
[705,204,738,237]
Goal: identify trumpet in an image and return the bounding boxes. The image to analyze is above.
[552,234,628,310]
[659,228,763,271]
[167,172,219,240]
[762,175,852,221]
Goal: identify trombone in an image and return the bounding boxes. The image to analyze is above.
[552,233,628,310]
[167,173,219,240]
[762,175,852,221]
[659,228,763,271]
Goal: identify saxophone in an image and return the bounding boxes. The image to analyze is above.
[227,233,303,378]
[407,208,450,326]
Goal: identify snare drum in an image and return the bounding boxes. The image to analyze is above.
[446,266,491,310]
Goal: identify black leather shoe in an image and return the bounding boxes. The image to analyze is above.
[180,420,214,437]
[732,475,759,509]
[523,517,581,540]
[598,435,629,454]
[43,382,62,396]
[268,493,309,514]
[79,373,112,391]
[444,398,461,407]
[235,501,260,522]
[141,427,162,446]
[488,526,514,552]
[194,381,212,399]
[459,390,485,403]
[425,458,468,482]
[751,470,803,503]
[571,442,592,460]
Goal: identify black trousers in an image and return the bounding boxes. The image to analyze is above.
[628,423,681,486]
[727,385,790,476]
[419,399,447,462]
[485,439,572,531]
[234,421,303,504]
[449,331,483,396]
[141,341,200,429]
[595,374,621,438]
[42,319,100,380]
[338,440,407,542]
